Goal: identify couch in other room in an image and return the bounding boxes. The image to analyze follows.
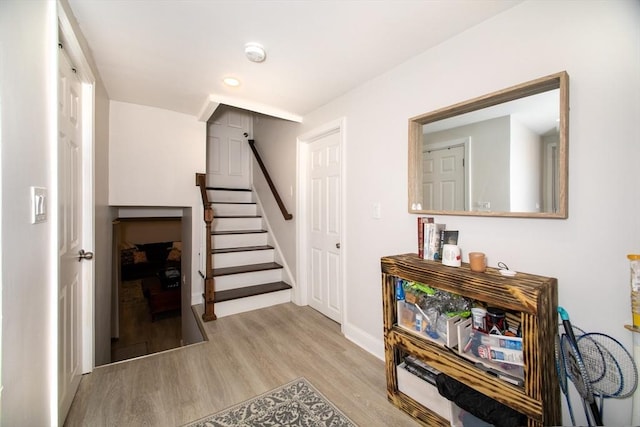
[120,241,181,281]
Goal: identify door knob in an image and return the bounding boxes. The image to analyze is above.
[78,249,94,262]
[336,243,341,249]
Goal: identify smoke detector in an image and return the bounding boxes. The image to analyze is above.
[245,42,266,63]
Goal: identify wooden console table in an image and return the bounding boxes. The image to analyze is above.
[381,253,560,426]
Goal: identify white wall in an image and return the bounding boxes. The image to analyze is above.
[0,1,57,424]
[109,101,206,309]
[298,1,640,425]
[252,114,300,279]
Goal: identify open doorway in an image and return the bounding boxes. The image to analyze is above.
[109,217,183,363]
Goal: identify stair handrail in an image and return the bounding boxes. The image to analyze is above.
[195,173,216,321]
[247,139,293,221]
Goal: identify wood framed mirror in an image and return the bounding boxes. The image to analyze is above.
[409,71,569,218]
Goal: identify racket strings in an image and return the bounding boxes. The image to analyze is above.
[578,333,638,399]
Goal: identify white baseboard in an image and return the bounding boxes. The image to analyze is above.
[342,320,385,361]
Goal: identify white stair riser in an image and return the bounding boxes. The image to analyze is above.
[212,217,262,232]
[207,190,253,203]
[212,203,257,216]
[213,249,275,268]
[214,290,291,318]
[212,232,268,249]
[215,269,282,291]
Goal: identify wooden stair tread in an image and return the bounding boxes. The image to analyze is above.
[206,187,251,192]
[214,215,261,218]
[212,229,267,235]
[214,281,292,303]
[212,245,273,254]
[213,262,282,276]
[211,201,256,205]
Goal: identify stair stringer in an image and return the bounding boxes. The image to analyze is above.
[250,186,296,294]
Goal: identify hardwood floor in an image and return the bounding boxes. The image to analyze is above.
[109,279,182,363]
[65,303,419,426]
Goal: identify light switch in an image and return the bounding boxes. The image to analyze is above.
[373,202,382,219]
[31,186,47,224]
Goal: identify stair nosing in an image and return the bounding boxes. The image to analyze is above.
[206,187,252,192]
[212,201,256,205]
[212,245,274,254]
[212,229,267,235]
[214,215,262,219]
[214,281,292,303]
[213,262,282,277]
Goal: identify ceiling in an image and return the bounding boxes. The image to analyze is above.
[67,0,522,121]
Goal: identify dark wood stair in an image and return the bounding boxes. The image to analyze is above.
[215,281,292,303]
[212,245,273,254]
[213,262,283,277]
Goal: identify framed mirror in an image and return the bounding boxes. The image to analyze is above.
[409,71,569,218]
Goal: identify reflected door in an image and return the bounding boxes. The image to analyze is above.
[423,145,465,210]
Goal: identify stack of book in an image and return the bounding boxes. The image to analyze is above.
[417,217,459,261]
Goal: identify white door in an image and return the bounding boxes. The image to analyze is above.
[58,46,86,422]
[307,131,342,323]
[207,107,251,189]
[423,144,465,210]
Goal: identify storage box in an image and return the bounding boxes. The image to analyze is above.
[397,300,464,348]
[457,318,524,384]
[397,362,454,422]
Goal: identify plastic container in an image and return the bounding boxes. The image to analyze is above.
[629,254,640,328]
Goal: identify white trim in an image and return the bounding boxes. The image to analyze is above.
[58,0,96,375]
[296,118,347,326]
[198,94,303,123]
[343,322,384,361]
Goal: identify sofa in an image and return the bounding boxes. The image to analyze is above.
[120,241,181,281]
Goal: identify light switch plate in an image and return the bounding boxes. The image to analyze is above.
[31,186,47,224]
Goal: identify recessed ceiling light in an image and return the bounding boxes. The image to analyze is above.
[245,42,266,63]
[223,77,240,87]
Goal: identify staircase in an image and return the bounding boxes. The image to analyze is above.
[207,187,292,318]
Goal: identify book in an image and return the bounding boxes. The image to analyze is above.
[417,217,434,258]
[438,230,459,261]
[424,223,445,260]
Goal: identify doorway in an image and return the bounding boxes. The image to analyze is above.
[57,14,96,423]
[297,119,345,324]
[110,217,183,363]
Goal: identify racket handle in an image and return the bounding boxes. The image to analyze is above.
[558,307,603,426]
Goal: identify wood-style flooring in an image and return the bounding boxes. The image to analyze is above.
[65,303,419,426]
[109,279,182,364]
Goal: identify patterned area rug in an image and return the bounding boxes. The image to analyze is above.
[184,378,357,427]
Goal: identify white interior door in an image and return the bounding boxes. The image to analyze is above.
[58,46,85,423]
[207,107,251,189]
[423,144,466,210]
[307,131,342,323]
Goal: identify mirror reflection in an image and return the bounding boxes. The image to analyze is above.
[409,72,569,218]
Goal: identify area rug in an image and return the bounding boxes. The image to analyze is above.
[184,377,357,427]
[120,280,144,303]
